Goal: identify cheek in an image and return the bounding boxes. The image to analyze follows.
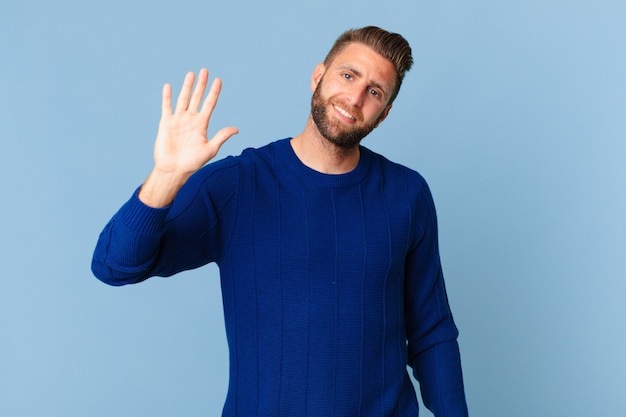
[364,105,386,123]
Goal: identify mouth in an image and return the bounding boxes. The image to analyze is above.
[333,104,357,122]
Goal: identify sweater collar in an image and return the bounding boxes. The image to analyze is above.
[275,138,373,189]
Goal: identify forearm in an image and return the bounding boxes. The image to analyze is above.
[91,158,238,286]
[412,339,469,417]
[91,190,170,285]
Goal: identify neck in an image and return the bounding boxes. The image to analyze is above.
[291,117,361,174]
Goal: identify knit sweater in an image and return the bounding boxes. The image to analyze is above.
[92,138,468,416]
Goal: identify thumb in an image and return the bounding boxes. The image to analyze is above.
[207,126,239,154]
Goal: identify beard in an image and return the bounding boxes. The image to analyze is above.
[310,78,380,150]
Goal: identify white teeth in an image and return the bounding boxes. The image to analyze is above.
[334,105,355,120]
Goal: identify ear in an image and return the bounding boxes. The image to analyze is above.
[375,104,393,128]
[310,63,325,92]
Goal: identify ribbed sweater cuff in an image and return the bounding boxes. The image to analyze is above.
[119,188,171,235]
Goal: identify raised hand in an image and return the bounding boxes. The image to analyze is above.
[139,69,239,207]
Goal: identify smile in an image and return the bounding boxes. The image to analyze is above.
[333,104,356,121]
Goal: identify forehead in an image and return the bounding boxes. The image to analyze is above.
[328,42,397,90]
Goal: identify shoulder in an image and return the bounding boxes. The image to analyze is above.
[363,146,432,196]
[185,154,241,192]
[238,138,291,165]
[364,147,439,231]
[187,138,288,183]
[179,138,290,198]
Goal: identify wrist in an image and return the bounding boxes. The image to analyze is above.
[138,168,191,208]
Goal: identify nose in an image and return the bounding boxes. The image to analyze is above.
[345,84,366,108]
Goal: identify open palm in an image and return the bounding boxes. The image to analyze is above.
[154,69,238,176]
[138,69,238,208]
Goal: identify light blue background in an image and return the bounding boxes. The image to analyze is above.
[2,0,625,416]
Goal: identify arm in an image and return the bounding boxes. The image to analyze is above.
[405,181,469,416]
[91,70,239,285]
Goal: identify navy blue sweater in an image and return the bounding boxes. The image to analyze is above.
[92,138,468,416]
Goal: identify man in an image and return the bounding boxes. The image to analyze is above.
[92,26,469,416]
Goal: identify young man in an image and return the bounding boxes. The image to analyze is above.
[92,26,469,416]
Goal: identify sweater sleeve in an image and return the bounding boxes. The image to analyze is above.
[91,158,239,286]
[404,178,469,417]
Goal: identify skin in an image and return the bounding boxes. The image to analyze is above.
[291,43,397,174]
[138,42,397,208]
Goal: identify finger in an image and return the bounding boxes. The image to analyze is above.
[207,126,239,153]
[161,83,172,117]
[199,77,223,119]
[188,68,209,112]
[174,72,195,113]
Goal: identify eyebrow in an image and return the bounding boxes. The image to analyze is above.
[337,64,389,98]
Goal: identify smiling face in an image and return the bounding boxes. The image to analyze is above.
[310,42,397,149]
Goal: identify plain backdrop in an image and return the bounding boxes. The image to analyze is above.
[1,0,625,416]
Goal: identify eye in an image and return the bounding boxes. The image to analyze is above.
[342,73,353,81]
[368,88,384,100]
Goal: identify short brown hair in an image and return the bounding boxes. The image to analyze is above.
[324,26,413,104]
